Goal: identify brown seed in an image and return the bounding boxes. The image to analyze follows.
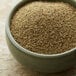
[11,1,76,54]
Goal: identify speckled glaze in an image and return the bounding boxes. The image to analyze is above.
[5,0,76,73]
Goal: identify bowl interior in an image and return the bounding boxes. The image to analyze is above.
[6,0,76,58]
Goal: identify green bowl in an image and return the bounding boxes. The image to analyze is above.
[5,0,76,73]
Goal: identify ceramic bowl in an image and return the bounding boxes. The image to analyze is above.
[5,0,76,73]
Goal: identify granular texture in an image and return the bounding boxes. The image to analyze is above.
[11,1,76,54]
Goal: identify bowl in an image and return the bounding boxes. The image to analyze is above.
[5,0,76,73]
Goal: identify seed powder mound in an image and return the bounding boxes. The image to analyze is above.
[11,1,76,54]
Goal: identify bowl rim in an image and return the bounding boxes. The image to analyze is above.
[6,0,76,58]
